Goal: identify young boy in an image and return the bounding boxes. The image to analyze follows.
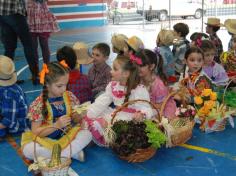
[205,17,223,63]
[56,45,92,103]
[88,43,111,99]
[173,23,190,75]
[0,55,29,140]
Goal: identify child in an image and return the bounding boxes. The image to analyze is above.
[85,55,154,146]
[205,17,223,63]
[26,0,59,73]
[224,19,236,51]
[200,40,228,86]
[220,35,236,80]
[156,29,176,78]
[124,36,144,56]
[111,33,128,56]
[0,56,29,139]
[21,61,92,162]
[190,32,209,47]
[177,46,213,97]
[136,49,176,119]
[88,43,111,98]
[172,23,190,75]
[56,45,92,103]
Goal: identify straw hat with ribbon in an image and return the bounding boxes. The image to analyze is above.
[224,19,236,35]
[125,36,144,52]
[205,17,223,27]
[72,42,93,65]
[0,55,17,86]
[111,33,128,52]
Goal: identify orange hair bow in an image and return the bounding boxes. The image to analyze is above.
[60,60,69,68]
[39,64,49,85]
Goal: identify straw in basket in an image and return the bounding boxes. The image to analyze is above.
[106,99,164,163]
[31,127,72,176]
[160,91,195,147]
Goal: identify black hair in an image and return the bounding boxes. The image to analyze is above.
[56,46,77,69]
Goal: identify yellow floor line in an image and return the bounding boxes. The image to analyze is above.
[180,144,236,160]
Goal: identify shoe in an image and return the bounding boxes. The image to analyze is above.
[78,150,85,162]
[16,79,25,84]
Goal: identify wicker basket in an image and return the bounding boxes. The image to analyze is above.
[160,91,195,147]
[33,127,72,176]
[110,99,162,163]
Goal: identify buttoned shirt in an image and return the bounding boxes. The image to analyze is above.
[0,0,26,16]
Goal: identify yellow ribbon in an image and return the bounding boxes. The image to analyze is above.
[39,64,49,85]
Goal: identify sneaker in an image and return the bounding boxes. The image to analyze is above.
[78,150,85,162]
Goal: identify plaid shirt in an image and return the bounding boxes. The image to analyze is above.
[88,62,111,97]
[0,84,28,133]
[209,33,223,63]
[0,0,26,16]
[67,70,92,104]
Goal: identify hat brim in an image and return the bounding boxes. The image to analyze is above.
[205,22,224,27]
[77,57,94,65]
[0,72,17,86]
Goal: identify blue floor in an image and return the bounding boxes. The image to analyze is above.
[0,26,236,176]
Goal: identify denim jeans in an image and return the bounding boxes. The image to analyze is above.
[0,14,39,77]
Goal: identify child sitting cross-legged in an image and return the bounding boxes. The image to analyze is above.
[85,55,154,146]
[21,61,92,162]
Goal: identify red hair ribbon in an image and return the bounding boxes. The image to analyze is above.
[130,54,142,65]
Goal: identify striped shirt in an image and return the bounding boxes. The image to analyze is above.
[0,0,26,16]
[0,84,28,133]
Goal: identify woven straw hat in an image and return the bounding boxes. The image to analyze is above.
[0,55,17,86]
[224,19,236,34]
[205,17,223,27]
[73,42,93,64]
[111,33,128,52]
[157,29,176,46]
[126,36,144,51]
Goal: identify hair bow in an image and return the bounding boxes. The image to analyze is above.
[196,37,202,48]
[60,60,69,68]
[129,54,142,65]
[39,64,49,85]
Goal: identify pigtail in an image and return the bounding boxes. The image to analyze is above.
[42,85,48,118]
[156,53,167,85]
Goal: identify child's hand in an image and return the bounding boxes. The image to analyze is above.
[133,111,144,122]
[55,115,71,128]
[71,112,84,124]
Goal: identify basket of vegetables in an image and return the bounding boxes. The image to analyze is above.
[107,99,166,163]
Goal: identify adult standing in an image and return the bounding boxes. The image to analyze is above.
[0,0,39,84]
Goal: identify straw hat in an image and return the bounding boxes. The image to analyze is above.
[0,55,17,86]
[205,17,223,27]
[157,29,176,46]
[111,33,128,52]
[72,42,93,64]
[224,19,236,34]
[126,36,144,51]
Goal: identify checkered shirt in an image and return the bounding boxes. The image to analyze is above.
[0,0,26,16]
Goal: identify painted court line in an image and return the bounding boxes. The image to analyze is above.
[180,144,236,160]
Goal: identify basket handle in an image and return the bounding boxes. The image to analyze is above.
[222,78,235,104]
[33,126,72,163]
[160,91,177,118]
[111,99,161,125]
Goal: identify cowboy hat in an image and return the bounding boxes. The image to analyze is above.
[125,36,144,52]
[224,19,236,34]
[73,42,93,65]
[205,17,223,27]
[111,33,128,52]
[0,55,17,86]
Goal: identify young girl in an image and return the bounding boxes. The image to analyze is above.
[85,55,154,146]
[21,61,92,162]
[26,0,59,68]
[136,49,176,119]
[177,46,213,97]
[200,40,228,86]
[124,36,144,56]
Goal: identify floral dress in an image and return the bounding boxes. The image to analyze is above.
[220,50,236,78]
[85,81,154,146]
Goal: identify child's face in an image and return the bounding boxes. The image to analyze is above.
[204,49,215,66]
[186,52,204,73]
[92,48,107,65]
[47,74,69,98]
[138,64,154,78]
[111,61,127,84]
[205,25,213,34]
